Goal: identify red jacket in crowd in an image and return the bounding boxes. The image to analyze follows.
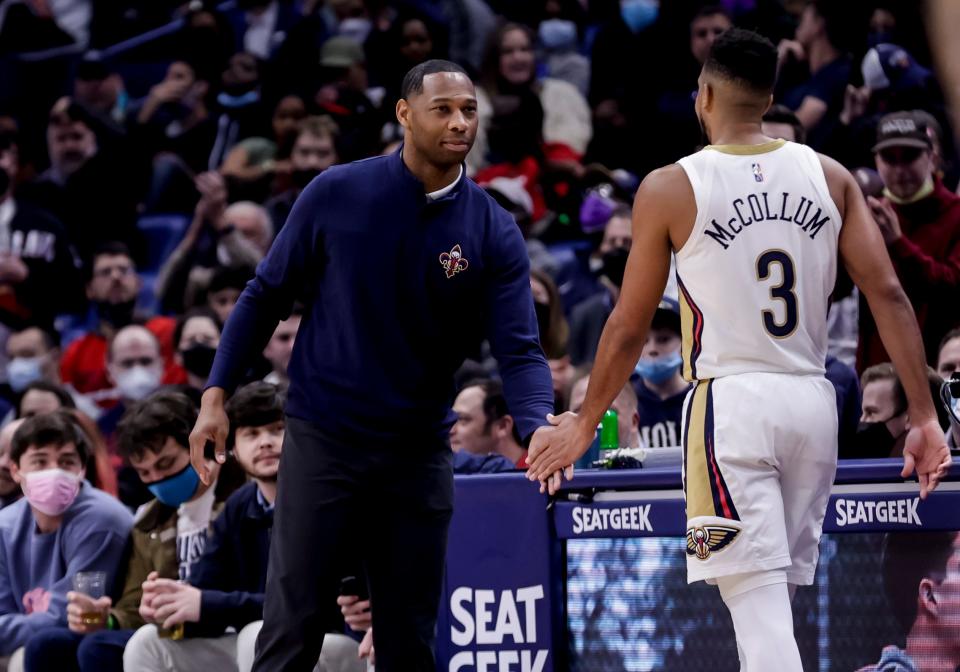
[858,179,960,370]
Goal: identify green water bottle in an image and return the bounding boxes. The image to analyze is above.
[600,409,619,459]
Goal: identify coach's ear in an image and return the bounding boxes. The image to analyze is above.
[396,98,411,130]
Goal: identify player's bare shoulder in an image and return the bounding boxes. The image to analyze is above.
[814,151,853,221]
[633,163,697,250]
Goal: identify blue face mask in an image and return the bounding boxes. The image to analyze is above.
[635,351,682,384]
[621,0,659,34]
[146,464,200,507]
[7,357,44,393]
[539,19,577,51]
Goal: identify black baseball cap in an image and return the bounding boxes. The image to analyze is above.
[651,296,681,335]
[873,111,932,153]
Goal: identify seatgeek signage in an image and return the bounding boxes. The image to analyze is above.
[823,484,960,532]
[437,475,558,672]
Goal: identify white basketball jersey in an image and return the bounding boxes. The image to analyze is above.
[674,139,841,381]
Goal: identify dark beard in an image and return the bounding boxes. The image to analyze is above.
[94,299,136,328]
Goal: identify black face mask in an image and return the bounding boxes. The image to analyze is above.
[180,344,217,379]
[534,301,551,340]
[94,299,136,328]
[854,414,906,458]
[601,247,630,288]
[292,168,321,189]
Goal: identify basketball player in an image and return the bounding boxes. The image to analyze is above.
[527,28,951,671]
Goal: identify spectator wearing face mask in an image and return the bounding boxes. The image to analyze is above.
[4,327,61,400]
[587,0,669,175]
[850,363,909,459]
[97,326,167,468]
[60,243,185,406]
[120,383,366,672]
[21,391,236,672]
[0,412,132,667]
[207,52,272,171]
[630,297,690,449]
[8,385,118,497]
[569,204,632,366]
[173,309,222,394]
[264,117,341,233]
[858,112,960,371]
[536,1,590,97]
[936,328,960,451]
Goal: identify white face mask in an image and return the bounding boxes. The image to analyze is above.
[114,365,162,401]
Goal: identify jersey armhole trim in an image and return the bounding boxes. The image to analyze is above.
[675,156,708,260]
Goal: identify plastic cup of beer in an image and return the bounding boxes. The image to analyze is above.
[72,571,107,626]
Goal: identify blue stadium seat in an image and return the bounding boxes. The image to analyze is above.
[136,214,190,275]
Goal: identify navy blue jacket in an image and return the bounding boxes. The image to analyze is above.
[452,450,516,474]
[185,483,271,638]
[208,149,554,441]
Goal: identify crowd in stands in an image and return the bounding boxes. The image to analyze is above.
[0,0,958,669]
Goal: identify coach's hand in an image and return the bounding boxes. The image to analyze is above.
[527,413,591,490]
[190,387,229,485]
[902,418,952,499]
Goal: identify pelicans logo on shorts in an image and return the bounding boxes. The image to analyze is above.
[439,244,469,278]
[686,524,741,560]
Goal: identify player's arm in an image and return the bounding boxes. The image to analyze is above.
[527,166,686,481]
[824,154,950,495]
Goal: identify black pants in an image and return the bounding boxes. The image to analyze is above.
[253,416,454,671]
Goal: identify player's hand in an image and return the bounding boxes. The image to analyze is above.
[150,582,202,629]
[867,196,902,244]
[337,594,372,632]
[902,418,951,499]
[190,388,229,485]
[526,413,592,484]
[66,592,111,634]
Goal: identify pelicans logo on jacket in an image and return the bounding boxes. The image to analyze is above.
[440,244,469,278]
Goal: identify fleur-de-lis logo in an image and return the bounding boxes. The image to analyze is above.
[439,244,469,279]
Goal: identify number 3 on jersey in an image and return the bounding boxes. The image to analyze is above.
[756,250,798,338]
